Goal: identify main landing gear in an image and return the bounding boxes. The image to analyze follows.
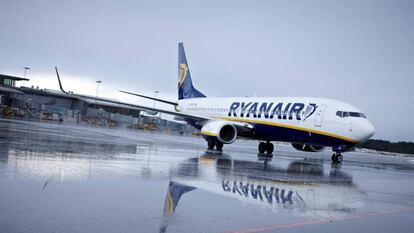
[331,152,343,163]
[258,141,274,155]
[208,141,223,151]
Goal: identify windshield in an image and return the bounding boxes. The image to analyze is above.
[336,111,366,118]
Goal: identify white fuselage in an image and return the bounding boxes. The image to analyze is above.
[178,97,375,148]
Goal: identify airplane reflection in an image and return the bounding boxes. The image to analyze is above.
[160,151,364,232]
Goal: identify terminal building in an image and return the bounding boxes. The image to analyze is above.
[0,73,190,133]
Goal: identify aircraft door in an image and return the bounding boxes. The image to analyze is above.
[314,105,326,127]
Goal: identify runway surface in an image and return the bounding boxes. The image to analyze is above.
[0,119,413,233]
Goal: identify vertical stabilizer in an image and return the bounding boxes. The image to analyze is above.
[178,42,206,100]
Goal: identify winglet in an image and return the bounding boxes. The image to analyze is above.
[55,66,69,94]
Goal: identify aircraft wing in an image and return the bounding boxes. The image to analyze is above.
[54,66,253,132]
[83,94,254,133]
[54,67,206,121]
[72,94,208,122]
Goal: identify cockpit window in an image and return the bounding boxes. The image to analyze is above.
[349,112,360,117]
[336,111,366,118]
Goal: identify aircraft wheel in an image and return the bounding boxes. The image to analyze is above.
[331,153,337,163]
[216,142,223,151]
[336,153,343,163]
[258,142,266,154]
[265,142,274,154]
[208,141,215,150]
[331,153,343,163]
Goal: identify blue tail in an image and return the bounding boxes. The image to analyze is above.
[178,42,206,100]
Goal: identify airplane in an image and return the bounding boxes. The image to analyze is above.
[54,43,375,163]
[119,42,375,163]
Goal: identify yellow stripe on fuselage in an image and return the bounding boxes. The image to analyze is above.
[200,131,218,137]
[216,117,360,144]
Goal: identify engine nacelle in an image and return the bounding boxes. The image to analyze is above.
[291,143,325,152]
[145,110,158,115]
[201,121,237,144]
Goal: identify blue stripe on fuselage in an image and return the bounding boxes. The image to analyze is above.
[246,122,356,147]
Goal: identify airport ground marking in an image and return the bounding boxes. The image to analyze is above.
[223,207,414,233]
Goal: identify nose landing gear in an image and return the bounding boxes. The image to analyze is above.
[331,152,343,163]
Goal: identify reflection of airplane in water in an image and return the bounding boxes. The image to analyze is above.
[160,152,364,232]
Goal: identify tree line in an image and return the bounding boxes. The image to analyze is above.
[357,139,414,155]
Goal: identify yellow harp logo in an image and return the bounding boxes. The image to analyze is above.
[179,63,188,87]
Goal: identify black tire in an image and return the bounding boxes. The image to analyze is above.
[331,153,338,163]
[266,142,274,154]
[258,142,266,154]
[216,142,223,151]
[208,141,215,150]
[336,153,343,163]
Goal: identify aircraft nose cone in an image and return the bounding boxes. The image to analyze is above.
[364,121,375,139]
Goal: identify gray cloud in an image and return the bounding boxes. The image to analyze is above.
[1,0,413,141]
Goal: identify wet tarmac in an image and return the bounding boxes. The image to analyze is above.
[0,119,414,233]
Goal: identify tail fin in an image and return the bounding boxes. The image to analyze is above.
[163,181,195,217]
[178,42,206,100]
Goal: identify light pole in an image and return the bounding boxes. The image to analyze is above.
[95,80,102,112]
[96,80,102,97]
[23,67,30,79]
[153,90,159,108]
[22,67,30,87]
[154,91,160,122]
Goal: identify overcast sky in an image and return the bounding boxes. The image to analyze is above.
[0,0,413,142]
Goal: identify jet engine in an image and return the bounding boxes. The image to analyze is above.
[291,143,325,152]
[200,121,237,144]
[145,110,158,115]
